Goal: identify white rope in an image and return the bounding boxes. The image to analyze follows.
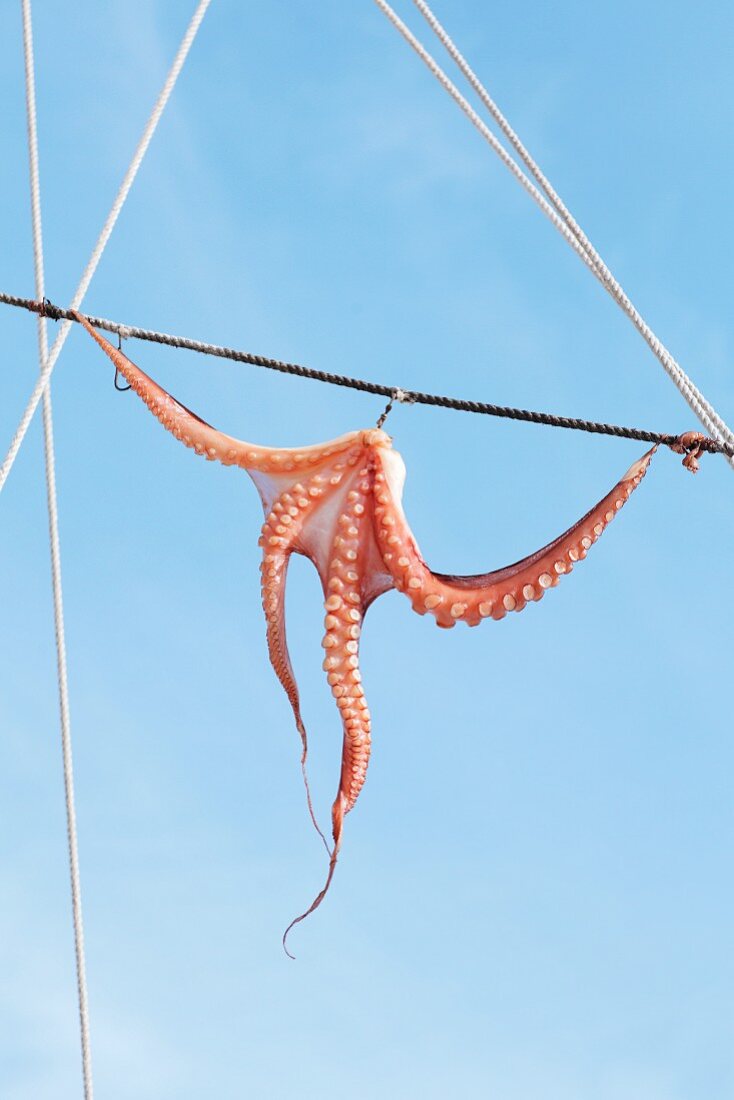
[410,0,734,444]
[412,0,605,266]
[21,3,94,1096]
[0,0,212,495]
[374,0,734,466]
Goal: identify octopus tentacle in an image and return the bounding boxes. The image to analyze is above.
[283,468,374,956]
[372,447,656,627]
[258,478,334,852]
[75,313,362,474]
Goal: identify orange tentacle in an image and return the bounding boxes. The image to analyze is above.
[372,447,656,627]
[259,477,335,852]
[75,312,362,474]
[283,468,374,956]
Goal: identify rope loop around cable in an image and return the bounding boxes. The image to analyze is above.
[376,386,415,428]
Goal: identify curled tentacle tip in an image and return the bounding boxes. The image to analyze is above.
[280,854,340,958]
[669,430,706,473]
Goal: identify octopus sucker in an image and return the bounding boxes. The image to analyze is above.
[79,316,659,953]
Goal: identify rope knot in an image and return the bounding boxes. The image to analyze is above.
[39,297,62,321]
[669,430,707,473]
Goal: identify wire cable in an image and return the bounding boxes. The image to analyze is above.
[1,293,730,460]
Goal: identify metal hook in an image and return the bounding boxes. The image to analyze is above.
[113,329,131,392]
[376,387,412,429]
[376,396,394,429]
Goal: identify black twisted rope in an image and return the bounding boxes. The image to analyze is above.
[2,291,731,458]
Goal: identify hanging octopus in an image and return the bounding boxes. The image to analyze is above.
[76,313,656,954]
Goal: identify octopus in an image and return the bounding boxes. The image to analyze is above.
[76,312,656,955]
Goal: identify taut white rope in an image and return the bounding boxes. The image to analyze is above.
[0,0,212,495]
[374,0,734,467]
[411,0,734,448]
[21,2,94,1096]
[412,0,604,263]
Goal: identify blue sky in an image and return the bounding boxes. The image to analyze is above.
[1,1,733,1097]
